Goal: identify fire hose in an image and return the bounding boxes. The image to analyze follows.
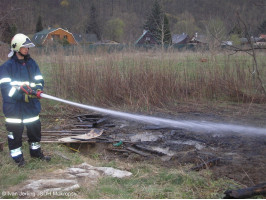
[40,93,266,135]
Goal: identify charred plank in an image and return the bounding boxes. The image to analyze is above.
[42,130,86,133]
[107,148,129,153]
[77,117,83,122]
[70,129,91,132]
[224,182,266,199]
[75,124,94,128]
[73,114,103,119]
[133,144,165,156]
[126,146,150,157]
[143,125,168,130]
[103,124,116,128]
[93,117,108,127]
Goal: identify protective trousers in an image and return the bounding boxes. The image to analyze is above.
[6,120,42,162]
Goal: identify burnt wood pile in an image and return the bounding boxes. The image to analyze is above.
[20,114,222,168]
[21,114,222,166]
[22,114,115,143]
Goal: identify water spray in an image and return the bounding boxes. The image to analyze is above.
[40,93,266,135]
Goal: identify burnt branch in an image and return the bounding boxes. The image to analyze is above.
[224,182,266,199]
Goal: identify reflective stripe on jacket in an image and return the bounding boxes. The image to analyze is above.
[0,54,44,123]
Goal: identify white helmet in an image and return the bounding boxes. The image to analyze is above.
[8,33,35,57]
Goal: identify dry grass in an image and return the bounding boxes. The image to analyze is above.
[0,45,265,114]
[29,47,266,112]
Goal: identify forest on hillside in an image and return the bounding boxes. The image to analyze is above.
[0,0,266,43]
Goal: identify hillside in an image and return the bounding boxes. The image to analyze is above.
[0,0,266,43]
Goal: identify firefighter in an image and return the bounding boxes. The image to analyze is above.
[0,33,50,167]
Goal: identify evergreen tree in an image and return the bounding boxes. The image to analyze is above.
[36,16,43,33]
[144,0,172,45]
[258,20,266,34]
[86,4,101,40]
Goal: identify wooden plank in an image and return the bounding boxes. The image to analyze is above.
[41,133,80,136]
[57,137,81,143]
[73,114,103,119]
[107,148,129,153]
[58,129,103,142]
[224,182,266,199]
[126,146,150,157]
[77,116,83,122]
[70,129,90,131]
[41,140,96,144]
[94,117,108,127]
[71,129,103,140]
[75,124,94,128]
[42,130,85,133]
[133,144,165,156]
[74,123,94,125]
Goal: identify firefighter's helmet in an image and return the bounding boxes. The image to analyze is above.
[8,33,35,57]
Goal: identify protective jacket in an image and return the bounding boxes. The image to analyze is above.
[0,54,44,124]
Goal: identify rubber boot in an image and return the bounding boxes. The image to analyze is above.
[30,149,51,162]
[13,155,26,167]
[38,151,51,162]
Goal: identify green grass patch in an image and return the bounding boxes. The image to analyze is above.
[83,161,239,199]
[0,141,240,199]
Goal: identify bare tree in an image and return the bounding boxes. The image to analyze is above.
[204,17,227,60]
[235,13,265,94]
[155,13,172,50]
[204,11,266,99]
[223,12,266,95]
[144,0,172,49]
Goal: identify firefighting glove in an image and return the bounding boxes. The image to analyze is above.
[20,84,34,95]
[24,94,30,103]
[23,92,42,103]
[20,85,43,99]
